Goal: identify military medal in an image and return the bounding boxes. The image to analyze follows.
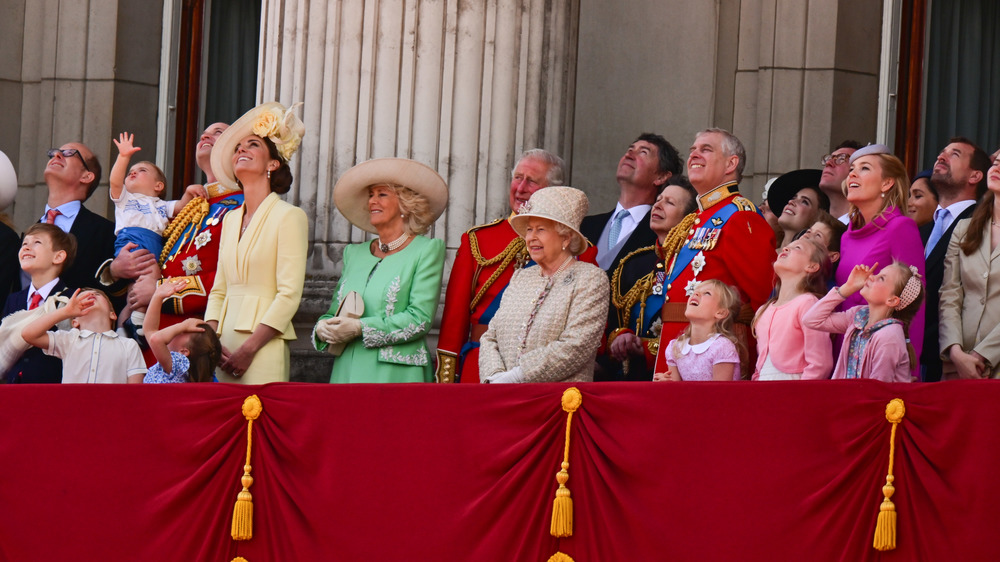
[691,252,706,277]
[652,271,666,295]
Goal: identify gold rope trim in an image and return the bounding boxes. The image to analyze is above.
[468,232,526,311]
[160,197,210,265]
[610,213,696,331]
[873,398,905,551]
[550,387,582,538]
[232,395,263,541]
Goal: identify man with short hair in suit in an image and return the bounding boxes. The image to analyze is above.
[39,142,154,309]
[921,136,990,381]
[581,133,682,274]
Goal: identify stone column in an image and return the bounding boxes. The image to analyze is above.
[256,0,581,381]
[731,0,883,197]
[3,0,163,230]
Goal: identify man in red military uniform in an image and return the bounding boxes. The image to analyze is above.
[653,128,776,378]
[435,149,566,383]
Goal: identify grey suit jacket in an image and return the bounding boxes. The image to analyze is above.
[939,219,1000,378]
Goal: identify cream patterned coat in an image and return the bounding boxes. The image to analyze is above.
[479,260,609,382]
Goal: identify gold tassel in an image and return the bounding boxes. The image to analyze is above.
[547,552,575,562]
[231,558,249,562]
[232,395,263,541]
[550,387,582,538]
[873,398,905,551]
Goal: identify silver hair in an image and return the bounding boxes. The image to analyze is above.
[513,149,566,186]
[697,128,746,182]
[553,222,586,256]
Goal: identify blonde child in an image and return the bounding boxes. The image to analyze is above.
[653,279,743,381]
[802,260,924,382]
[21,288,145,383]
[142,279,222,383]
[752,238,833,380]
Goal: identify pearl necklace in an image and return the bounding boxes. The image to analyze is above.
[378,232,409,253]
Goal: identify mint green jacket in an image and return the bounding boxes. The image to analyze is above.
[315,236,445,383]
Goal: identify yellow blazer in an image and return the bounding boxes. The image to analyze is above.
[939,219,1000,377]
[206,192,308,341]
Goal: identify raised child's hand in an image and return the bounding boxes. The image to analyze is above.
[183,184,209,200]
[113,132,141,158]
[178,317,206,333]
[154,278,187,300]
[65,289,97,318]
[843,261,878,295]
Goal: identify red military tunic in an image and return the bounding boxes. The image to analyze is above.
[436,217,526,383]
[436,215,597,383]
[653,182,776,377]
[158,181,245,328]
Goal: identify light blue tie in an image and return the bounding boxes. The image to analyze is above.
[608,209,630,250]
[925,208,948,258]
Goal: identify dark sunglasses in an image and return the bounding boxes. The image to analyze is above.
[47,148,91,172]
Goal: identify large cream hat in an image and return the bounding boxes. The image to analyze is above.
[333,158,449,234]
[211,102,305,190]
[0,150,17,211]
[509,186,589,254]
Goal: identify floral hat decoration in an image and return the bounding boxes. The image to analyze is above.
[211,101,306,190]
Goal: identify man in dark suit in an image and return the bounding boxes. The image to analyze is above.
[921,137,990,381]
[39,142,155,309]
[580,133,681,273]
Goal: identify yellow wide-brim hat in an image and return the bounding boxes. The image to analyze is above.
[333,158,449,234]
[509,186,589,255]
[211,102,305,190]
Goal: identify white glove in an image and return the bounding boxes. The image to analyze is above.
[315,318,338,344]
[327,317,362,344]
[484,366,525,384]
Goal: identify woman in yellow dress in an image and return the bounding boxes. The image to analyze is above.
[205,102,308,383]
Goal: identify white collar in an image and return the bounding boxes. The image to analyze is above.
[678,333,721,355]
[29,278,60,302]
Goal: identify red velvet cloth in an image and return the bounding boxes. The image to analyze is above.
[0,381,997,560]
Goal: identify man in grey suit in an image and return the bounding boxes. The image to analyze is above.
[921,136,990,381]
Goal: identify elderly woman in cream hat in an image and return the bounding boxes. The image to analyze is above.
[314,158,448,383]
[479,186,609,383]
[204,102,308,383]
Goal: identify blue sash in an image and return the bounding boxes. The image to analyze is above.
[665,202,741,287]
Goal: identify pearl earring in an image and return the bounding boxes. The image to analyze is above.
[267,169,271,181]
[881,192,885,198]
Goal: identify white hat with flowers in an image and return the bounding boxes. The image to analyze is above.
[509,186,590,255]
[211,102,305,190]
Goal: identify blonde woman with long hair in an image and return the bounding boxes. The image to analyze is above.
[834,144,926,377]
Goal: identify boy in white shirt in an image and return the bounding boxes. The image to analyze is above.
[21,287,146,383]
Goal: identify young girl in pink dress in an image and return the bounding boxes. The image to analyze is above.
[802,260,924,382]
[752,238,834,380]
[654,279,743,381]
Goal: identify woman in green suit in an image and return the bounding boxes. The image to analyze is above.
[314,158,448,382]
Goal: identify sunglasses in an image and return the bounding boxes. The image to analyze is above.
[821,153,851,167]
[47,148,91,172]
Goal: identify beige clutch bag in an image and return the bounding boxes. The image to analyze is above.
[327,290,364,356]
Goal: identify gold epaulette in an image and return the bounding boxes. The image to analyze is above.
[467,217,527,311]
[732,196,757,212]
